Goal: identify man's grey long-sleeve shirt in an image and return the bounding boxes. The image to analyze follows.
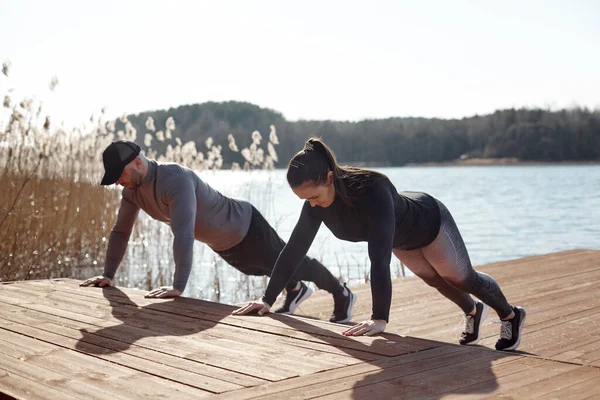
[102,160,252,291]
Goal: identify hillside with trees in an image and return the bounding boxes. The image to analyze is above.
[116,102,600,167]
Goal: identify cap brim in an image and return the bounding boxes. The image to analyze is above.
[100,167,124,185]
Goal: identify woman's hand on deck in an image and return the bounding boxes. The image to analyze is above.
[232,301,271,316]
[342,319,387,336]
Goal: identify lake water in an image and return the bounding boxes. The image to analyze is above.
[119,165,600,304]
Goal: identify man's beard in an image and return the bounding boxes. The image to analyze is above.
[129,171,144,189]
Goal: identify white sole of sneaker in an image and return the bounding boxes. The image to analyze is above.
[284,285,314,315]
[503,307,526,351]
[464,302,490,346]
[333,292,357,323]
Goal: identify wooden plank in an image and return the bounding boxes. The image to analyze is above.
[255,350,528,400]
[0,361,83,400]
[302,249,593,317]
[421,290,600,359]
[214,345,471,400]
[318,380,431,400]
[433,358,552,399]
[551,337,600,366]
[0,308,300,383]
[25,288,366,368]
[512,311,600,358]
[1,250,600,399]
[385,352,528,398]
[369,296,600,352]
[313,350,525,400]
[0,301,265,388]
[44,279,418,353]
[0,283,437,359]
[383,270,600,333]
[276,335,380,362]
[298,253,600,351]
[257,348,510,400]
[219,347,515,400]
[343,264,600,351]
[439,358,577,400]
[500,365,600,399]
[326,250,600,322]
[0,288,352,379]
[537,375,600,400]
[58,288,382,361]
[0,339,131,400]
[0,327,211,399]
[2,299,378,379]
[0,317,244,394]
[476,250,600,279]
[76,283,435,353]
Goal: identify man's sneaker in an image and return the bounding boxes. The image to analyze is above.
[273,282,313,314]
[459,300,490,345]
[329,284,356,323]
[495,306,526,351]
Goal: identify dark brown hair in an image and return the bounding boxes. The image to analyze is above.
[286,137,385,205]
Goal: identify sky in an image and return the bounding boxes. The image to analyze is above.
[1,0,599,126]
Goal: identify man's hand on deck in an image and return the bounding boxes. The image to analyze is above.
[232,301,271,316]
[80,276,113,288]
[145,286,182,298]
[342,319,387,336]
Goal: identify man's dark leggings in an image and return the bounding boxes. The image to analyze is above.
[217,206,343,296]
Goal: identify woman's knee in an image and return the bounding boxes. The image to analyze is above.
[443,272,479,293]
[418,273,448,289]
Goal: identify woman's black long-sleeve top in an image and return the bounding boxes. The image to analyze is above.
[263,175,441,322]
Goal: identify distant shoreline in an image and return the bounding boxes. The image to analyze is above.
[404,157,600,167]
[343,158,600,168]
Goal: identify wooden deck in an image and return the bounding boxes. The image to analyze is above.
[1,249,599,399]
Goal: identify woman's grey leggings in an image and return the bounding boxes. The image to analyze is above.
[393,200,513,319]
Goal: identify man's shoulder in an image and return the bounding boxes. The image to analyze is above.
[157,162,199,183]
[157,161,191,174]
[155,162,206,200]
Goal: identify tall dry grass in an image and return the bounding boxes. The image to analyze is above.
[0,67,120,281]
[0,62,280,297]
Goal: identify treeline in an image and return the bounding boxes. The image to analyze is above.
[118,102,600,167]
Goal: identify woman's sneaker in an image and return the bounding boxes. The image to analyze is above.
[459,300,490,345]
[329,284,356,323]
[273,282,313,314]
[495,306,526,351]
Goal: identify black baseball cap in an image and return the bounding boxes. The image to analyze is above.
[100,140,141,185]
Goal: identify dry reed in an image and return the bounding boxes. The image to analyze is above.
[0,63,280,301]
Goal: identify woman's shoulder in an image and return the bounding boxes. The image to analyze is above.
[398,191,437,204]
[360,171,393,193]
[347,172,394,207]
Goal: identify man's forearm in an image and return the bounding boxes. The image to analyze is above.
[103,231,130,279]
[172,235,195,292]
[104,194,140,280]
